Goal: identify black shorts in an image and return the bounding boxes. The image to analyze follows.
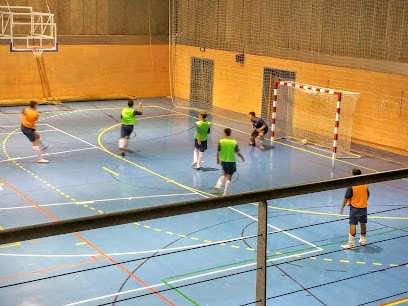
[194,139,208,152]
[251,127,268,138]
[349,206,368,225]
[121,124,134,138]
[221,161,237,175]
[21,125,36,142]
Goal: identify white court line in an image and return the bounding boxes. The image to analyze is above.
[61,204,324,306]
[228,206,323,251]
[0,147,96,163]
[0,235,257,258]
[6,116,323,304]
[61,247,321,306]
[45,124,100,149]
[0,193,198,210]
[0,123,55,128]
[1,123,106,163]
[0,128,57,136]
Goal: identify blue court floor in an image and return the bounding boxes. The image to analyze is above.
[0,98,407,306]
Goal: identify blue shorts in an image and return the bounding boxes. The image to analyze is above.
[349,206,367,225]
[194,139,208,152]
[121,124,134,138]
[21,124,36,142]
[251,127,268,138]
[221,161,236,175]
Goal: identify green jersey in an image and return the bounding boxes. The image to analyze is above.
[218,138,239,162]
[121,107,139,125]
[194,120,211,141]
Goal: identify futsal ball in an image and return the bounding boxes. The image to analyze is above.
[301,139,308,145]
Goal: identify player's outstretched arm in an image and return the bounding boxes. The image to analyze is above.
[237,152,245,162]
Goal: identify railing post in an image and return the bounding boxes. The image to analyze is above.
[256,200,267,305]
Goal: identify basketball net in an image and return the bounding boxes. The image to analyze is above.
[32,48,43,58]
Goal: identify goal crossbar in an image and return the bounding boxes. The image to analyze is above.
[271,80,359,160]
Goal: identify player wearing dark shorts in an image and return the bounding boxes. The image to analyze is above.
[213,128,245,196]
[248,111,268,149]
[192,111,211,170]
[340,168,370,249]
[119,99,143,156]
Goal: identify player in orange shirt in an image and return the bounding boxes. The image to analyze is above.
[340,168,370,249]
[21,101,52,163]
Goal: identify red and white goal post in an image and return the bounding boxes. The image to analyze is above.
[270,81,360,160]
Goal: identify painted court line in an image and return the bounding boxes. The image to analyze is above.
[102,166,118,176]
[0,235,259,258]
[61,247,322,306]
[228,206,323,251]
[0,147,97,163]
[45,124,100,149]
[0,177,174,305]
[0,193,198,210]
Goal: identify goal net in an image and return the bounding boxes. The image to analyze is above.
[168,1,405,161]
[272,81,360,159]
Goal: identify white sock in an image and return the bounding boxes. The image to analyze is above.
[119,138,126,150]
[193,149,198,163]
[33,146,42,159]
[197,151,203,167]
[224,180,231,194]
[215,176,225,188]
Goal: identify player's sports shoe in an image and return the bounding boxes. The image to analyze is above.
[258,145,265,150]
[38,158,49,163]
[359,236,367,246]
[41,145,53,154]
[192,162,197,167]
[223,192,229,196]
[212,187,221,196]
[248,142,256,146]
[341,234,355,250]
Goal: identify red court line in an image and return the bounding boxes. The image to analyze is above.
[0,256,105,281]
[0,177,175,305]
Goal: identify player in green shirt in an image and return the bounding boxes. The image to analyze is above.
[119,98,143,156]
[192,111,211,170]
[213,128,245,196]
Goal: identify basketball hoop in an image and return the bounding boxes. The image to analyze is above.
[32,48,43,58]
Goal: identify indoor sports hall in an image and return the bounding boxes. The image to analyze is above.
[1,98,408,306]
[1,1,408,306]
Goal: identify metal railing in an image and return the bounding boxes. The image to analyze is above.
[1,168,407,305]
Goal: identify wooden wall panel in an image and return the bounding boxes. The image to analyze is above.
[0,44,170,101]
[96,0,109,34]
[83,0,97,34]
[107,0,123,34]
[70,0,84,35]
[56,0,71,34]
[173,46,408,155]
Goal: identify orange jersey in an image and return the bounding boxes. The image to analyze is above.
[349,185,369,208]
[21,107,39,129]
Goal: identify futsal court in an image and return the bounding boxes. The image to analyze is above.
[0,98,407,306]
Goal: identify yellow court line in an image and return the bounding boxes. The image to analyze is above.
[380,297,408,306]
[97,123,214,198]
[0,226,21,248]
[102,166,118,176]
